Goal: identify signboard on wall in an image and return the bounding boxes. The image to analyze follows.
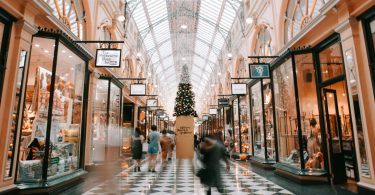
[249,64,270,79]
[209,108,218,115]
[202,115,209,121]
[218,98,229,107]
[147,99,158,107]
[130,84,146,96]
[231,83,247,95]
[95,49,122,67]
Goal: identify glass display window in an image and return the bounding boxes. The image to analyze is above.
[295,53,324,171]
[273,57,301,168]
[5,50,28,178]
[250,79,275,161]
[15,32,90,184]
[92,78,122,162]
[251,82,264,158]
[233,98,240,153]
[319,42,345,82]
[263,79,275,160]
[240,95,250,153]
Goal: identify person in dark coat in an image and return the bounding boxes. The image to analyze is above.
[198,135,230,195]
[132,127,144,172]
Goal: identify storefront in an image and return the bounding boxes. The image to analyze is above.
[91,76,122,162]
[271,34,359,184]
[249,79,276,166]
[14,30,91,189]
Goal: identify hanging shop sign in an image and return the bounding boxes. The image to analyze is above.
[209,108,218,115]
[202,115,209,121]
[95,49,122,67]
[249,64,270,79]
[147,99,158,107]
[231,83,247,95]
[218,98,229,107]
[130,84,146,96]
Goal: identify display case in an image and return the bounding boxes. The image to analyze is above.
[15,31,90,187]
[92,77,122,162]
[239,95,251,153]
[232,98,240,153]
[249,79,276,166]
[271,49,327,178]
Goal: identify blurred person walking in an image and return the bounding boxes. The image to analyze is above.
[160,130,173,168]
[148,125,159,172]
[131,127,144,172]
[198,135,230,195]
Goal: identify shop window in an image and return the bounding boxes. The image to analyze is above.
[251,82,263,158]
[295,53,324,170]
[233,98,240,152]
[284,0,327,43]
[319,42,345,82]
[44,0,85,39]
[240,95,250,153]
[5,50,27,178]
[16,36,87,182]
[92,78,122,162]
[345,48,371,178]
[263,79,275,160]
[273,58,301,168]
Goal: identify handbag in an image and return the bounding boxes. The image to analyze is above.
[142,142,148,153]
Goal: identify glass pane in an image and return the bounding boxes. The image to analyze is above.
[251,82,264,158]
[107,84,121,160]
[5,50,27,178]
[319,42,345,81]
[273,58,300,168]
[240,95,250,153]
[323,81,355,178]
[92,79,109,162]
[295,53,324,170]
[233,99,240,153]
[48,42,85,179]
[17,37,55,182]
[263,79,275,160]
[345,49,370,177]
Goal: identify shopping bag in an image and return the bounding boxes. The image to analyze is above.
[142,142,148,153]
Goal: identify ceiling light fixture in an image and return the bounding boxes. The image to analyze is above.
[227,53,233,58]
[69,55,73,58]
[35,44,40,47]
[181,24,187,29]
[117,15,126,22]
[218,72,222,76]
[44,50,49,53]
[246,17,253,24]
[136,52,142,57]
[182,57,186,61]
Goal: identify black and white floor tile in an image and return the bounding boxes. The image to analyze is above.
[82,155,294,195]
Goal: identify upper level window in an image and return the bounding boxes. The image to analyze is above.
[254,26,273,56]
[45,0,85,39]
[284,0,327,43]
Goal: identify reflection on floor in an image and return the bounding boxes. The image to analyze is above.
[81,155,294,195]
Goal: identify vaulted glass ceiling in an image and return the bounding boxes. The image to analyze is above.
[127,0,241,114]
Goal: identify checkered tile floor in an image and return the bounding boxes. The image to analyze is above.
[82,155,294,195]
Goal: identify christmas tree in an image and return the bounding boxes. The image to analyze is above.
[174,65,197,116]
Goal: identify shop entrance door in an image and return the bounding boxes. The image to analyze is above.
[323,89,347,184]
